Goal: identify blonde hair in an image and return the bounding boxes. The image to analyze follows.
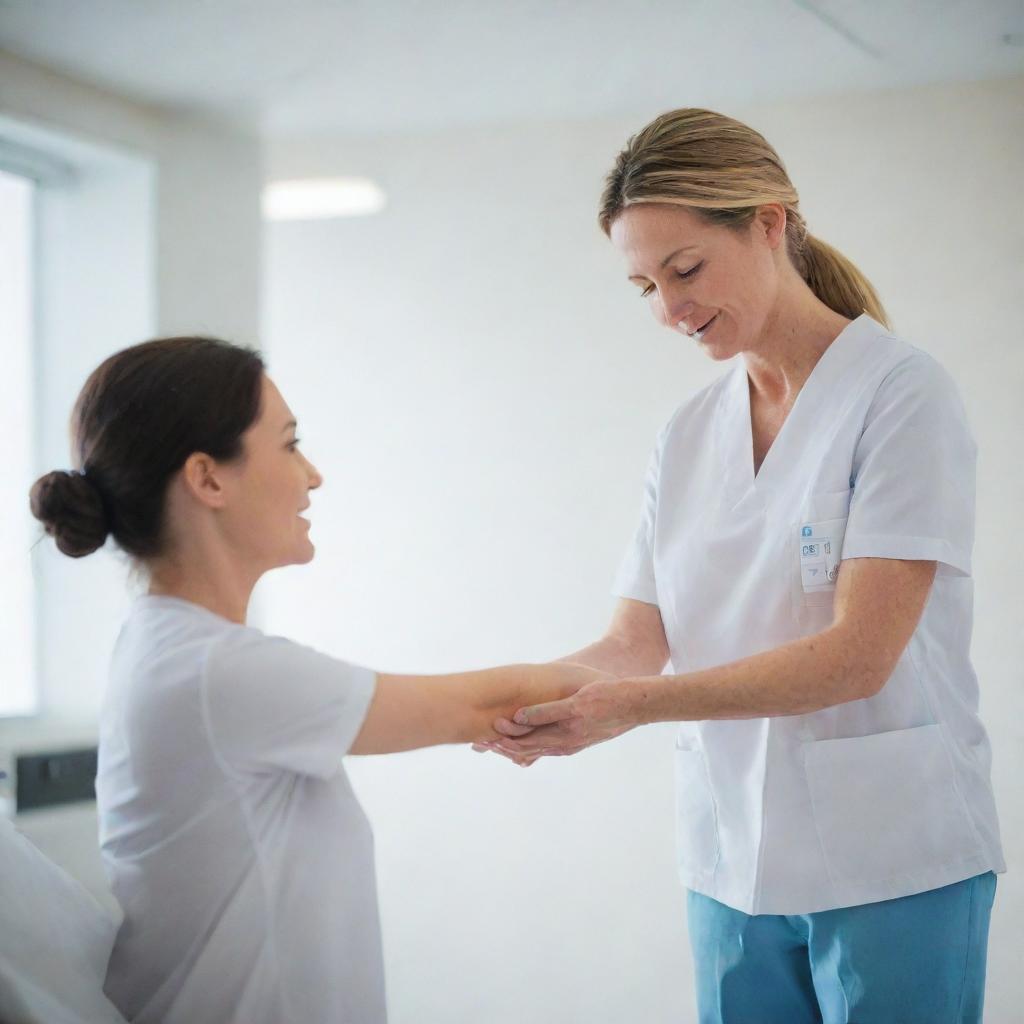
[599,108,889,328]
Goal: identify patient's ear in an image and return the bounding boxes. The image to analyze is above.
[180,452,229,510]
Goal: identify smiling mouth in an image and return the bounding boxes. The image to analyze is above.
[690,314,718,339]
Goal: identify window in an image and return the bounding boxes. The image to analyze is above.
[0,168,37,716]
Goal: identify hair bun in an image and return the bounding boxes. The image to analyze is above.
[29,470,110,558]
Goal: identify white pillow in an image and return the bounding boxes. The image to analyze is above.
[0,816,128,1024]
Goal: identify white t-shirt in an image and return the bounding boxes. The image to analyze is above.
[96,595,383,1023]
[614,314,1005,914]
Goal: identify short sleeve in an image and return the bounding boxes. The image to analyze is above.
[842,354,976,577]
[611,435,663,605]
[201,628,377,779]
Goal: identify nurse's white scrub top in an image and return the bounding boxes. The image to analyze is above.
[96,595,385,1024]
[613,314,1005,916]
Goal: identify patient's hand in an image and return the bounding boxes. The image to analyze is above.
[473,662,617,766]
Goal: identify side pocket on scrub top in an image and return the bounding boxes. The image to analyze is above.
[802,724,981,888]
[675,742,720,881]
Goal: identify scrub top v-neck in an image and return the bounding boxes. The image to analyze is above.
[613,313,1005,915]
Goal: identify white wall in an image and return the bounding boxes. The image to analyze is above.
[262,75,1024,1021]
[0,51,262,723]
[0,169,36,717]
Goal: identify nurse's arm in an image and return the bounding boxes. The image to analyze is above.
[553,598,670,676]
[494,557,937,756]
[348,661,608,755]
[639,556,938,720]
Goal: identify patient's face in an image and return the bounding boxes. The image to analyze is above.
[220,375,323,571]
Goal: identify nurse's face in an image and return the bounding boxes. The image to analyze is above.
[217,375,324,570]
[609,203,786,361]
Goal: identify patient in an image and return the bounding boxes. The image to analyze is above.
[28,336,603,1024]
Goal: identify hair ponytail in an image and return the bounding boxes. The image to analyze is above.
[798,233,889,327]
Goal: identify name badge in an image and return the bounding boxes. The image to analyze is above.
[799,518,847,591]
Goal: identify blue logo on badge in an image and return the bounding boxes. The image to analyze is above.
[801,526,812,537]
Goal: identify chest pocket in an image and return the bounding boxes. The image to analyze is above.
[795,488,851,608]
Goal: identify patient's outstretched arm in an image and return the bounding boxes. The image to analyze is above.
[349,661,610,755]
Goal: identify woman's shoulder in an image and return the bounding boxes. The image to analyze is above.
[856,315,957,391]
[850,327,976,460]
[108,597,250,709]
[868,334,966,419]
[121,595,245,656]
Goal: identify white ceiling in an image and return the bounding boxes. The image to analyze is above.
[1,0,1021,137]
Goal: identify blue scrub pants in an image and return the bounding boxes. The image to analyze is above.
[686,872,997,1024]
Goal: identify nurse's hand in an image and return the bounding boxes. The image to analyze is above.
[479,679,641,759]
[470,663,617,765]
[472,726,543,767]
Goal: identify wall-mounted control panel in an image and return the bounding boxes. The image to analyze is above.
[14,746,98,812]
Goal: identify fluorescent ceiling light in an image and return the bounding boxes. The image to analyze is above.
[262,177,387,221]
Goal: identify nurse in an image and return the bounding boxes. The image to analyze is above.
[481,108,1005,1023]
[28,336,604,1024]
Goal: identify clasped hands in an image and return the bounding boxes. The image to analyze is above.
[474,666,643,766]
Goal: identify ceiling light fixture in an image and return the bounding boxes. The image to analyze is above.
[262,177,387,221]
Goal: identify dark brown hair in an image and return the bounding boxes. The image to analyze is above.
[29,336,265,559]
